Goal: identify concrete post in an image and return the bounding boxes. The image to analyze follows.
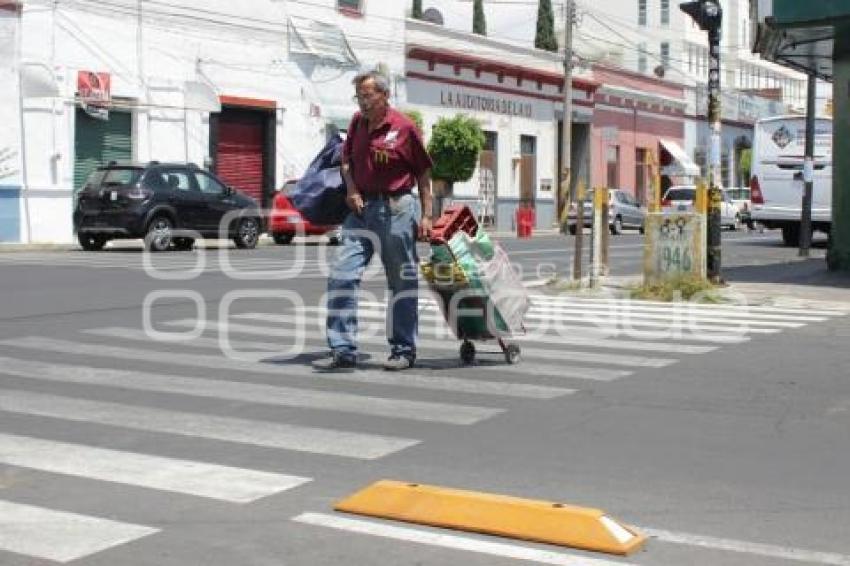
[827,33,850,270]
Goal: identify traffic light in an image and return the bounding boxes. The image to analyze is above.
[680,1,722,32]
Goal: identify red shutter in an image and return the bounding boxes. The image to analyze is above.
[216,111,264,204]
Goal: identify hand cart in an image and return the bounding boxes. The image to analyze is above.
[421,205,530,365]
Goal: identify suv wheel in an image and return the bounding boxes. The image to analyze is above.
[146,216,174,252]
[172,237,195,251]
[610,216,624,235]
[781,225,801,247]
[273,233,294,245]
[234,217,260,249]
[78,233,107,251]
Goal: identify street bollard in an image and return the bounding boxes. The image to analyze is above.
[648,150,661,213]
[590,187,608,288]
[572,182,586,281]
[601,190,610,276]
[707,185,723,282]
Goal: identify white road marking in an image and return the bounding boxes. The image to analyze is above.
[523,297,829,323]
[362,300,781,335]
[301,304,747,345]
[0,433,310,503]
[0,500,159,563]
[292,512,635,566]
[0,353,501,425]
[518,303,816,326]
[642,527,850,566]
[192,317,676,368]
[0,389,419,460]
[84,326,588,392]
[527,294,850,317]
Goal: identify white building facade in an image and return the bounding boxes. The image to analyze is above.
[403,20,597,232]
[566,0,807,109]
[3,0,403,244]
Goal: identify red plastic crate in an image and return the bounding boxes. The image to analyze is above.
[429,204,479,245]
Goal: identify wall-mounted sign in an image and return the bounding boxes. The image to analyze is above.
[77,71,111,120]
[440,90,533,118]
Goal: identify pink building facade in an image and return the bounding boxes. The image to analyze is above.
[589,66,688,204]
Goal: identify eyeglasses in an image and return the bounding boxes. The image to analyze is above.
[352,92,381,102]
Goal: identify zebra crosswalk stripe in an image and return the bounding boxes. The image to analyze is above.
[0,500,159,563]
[215,315,675,368]
[83,328,584,399]
[311,306,747,345]
[0,353,501,425]
[526,294,850,317]
[0,389,419,460]
[0,433,310,503]
[292,512,633,566]
[362,300,782,335]
[523,296,831,322]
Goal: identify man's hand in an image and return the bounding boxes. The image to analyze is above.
[418,215,433,241]
[346,190,364,216]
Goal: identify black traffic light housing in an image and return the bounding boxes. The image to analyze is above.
[680,0,722,32]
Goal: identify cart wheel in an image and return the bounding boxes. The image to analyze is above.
[460,341,476,365]
[504,344,521,365]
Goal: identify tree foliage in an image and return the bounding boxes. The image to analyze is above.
[412,0,423,19]
[401,109,423,133]
[739,148,752,183]
[428,115,485,185]
[473,0,486,35]
[535,0,558,52]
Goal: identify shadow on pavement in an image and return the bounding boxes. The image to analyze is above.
[724,257,850,288]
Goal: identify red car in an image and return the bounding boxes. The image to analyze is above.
[269,180,341,245]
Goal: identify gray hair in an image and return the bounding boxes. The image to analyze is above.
[353,70,390,95]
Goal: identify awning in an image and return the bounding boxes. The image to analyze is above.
[659,138,700,177]
[288,16,358,67]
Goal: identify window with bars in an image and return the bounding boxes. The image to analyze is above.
[337,0,362,13]
[638,0,647,26]
[607,146,620,189]
[660,0,669,25]
[660,42,670,69]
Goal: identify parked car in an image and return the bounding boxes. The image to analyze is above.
[724,187,753,228]
[567,188,646,235]
[661,185,741,230]
[73,161,262,251]
[269,179,341,245]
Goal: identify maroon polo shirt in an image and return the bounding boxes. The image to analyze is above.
[342,108,433,195]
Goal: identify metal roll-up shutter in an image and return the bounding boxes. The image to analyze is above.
[215,110,264,204]
[73,109,132,190]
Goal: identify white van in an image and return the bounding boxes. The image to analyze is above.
[750,116,832,246]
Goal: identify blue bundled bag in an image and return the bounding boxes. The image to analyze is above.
[289,133,349,225]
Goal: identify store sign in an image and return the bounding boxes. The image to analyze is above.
[77,71,111,120]
[440,90,533,118]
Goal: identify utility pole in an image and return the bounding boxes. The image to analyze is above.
[561,0,581,281]
[799,72,816,257]
[681,0,723,282]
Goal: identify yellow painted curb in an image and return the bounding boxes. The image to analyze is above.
[334,480,646,556]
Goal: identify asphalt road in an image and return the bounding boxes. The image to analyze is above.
[1,228,848,566]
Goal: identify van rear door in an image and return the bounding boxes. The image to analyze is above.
[754,118,832,220]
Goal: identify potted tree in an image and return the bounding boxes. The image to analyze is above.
[427,115,485,217]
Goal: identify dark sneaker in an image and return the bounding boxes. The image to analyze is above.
[382,354,415,371]
[312,352,357,370]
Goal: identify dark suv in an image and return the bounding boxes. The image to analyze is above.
[74,162,263,251]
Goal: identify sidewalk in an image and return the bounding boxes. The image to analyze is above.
[531,255,850,309]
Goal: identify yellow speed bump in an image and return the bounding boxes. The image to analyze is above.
[334,480,646,556]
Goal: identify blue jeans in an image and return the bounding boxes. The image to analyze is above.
[326,193,419,359]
